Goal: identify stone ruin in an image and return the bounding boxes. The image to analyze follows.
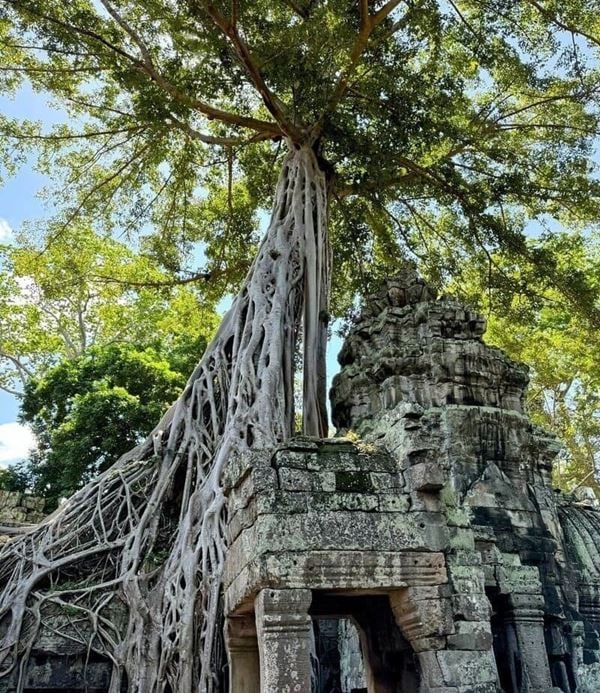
[0,490,45,543]
[4,270,600,692]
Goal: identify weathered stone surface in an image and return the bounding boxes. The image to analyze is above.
[0,490,45,539]
[255,588,313,693]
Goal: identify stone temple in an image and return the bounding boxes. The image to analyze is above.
[3,270,600,692]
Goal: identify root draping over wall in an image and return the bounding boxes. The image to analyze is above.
[0,144,330,692]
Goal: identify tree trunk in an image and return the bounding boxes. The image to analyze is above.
[0,144,330,692]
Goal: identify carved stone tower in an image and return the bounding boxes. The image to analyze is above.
[220,269,600,692]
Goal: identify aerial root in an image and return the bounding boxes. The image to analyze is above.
[0,144,330,692]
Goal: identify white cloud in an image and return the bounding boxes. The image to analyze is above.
[0,422,36,465]
[0,218,13,243]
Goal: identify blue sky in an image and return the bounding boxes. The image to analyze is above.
[0,84,344,465]
[0,86,65,462]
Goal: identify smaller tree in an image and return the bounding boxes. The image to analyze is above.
[0,467,30,494]
[20,343,191,509]
[0,223,220,395]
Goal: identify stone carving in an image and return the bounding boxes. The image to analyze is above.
[4,269,600,692]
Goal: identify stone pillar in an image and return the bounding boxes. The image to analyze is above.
[390,578,499,693]
[505,593,555,691]
[496,562,556,691]
[255,588,313,693]
[225,614,260,693]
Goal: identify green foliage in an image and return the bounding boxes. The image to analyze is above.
[20,343,188,509]
[454,231,600,492]
[0,465,30,493]
[0,0,598,325]
[0,224,219,393]
[1,0,599,493]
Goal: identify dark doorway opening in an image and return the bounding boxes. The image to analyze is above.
[311,593,420,693]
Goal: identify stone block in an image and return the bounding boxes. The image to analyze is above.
[22,496,44,512]
[222,452,257,491]
[447,565,485,594]
[278,468,335,492]
[406,461,445,492]
[446,621,493,651]
[309,492,379,512]
[410,491,443,513]
[411,636,448,653]
[334,470,374,493]
[407,585,453,601]
[250,510,450,553]
[306,451,362,472]
[451,593,491,621]
[9,509,27,523]
[255,491,309,515]
[227,501,257,543]
[378,494,410,512]
[434,649,497,687]
[273,449,318,470]
[447,550,482,567]
[497,563,542,595]
[448,527,475,552]
[0,490,20,509]
[224,551,448,612]
[369,471,404,491]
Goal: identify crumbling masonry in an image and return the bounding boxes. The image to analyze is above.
[4,271,600,692]
[222,272,600,692]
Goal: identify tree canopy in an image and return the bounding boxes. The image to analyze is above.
[456,230,600,493]
[1,0,599,322]
[18,343,192,509]
[1,4,600,689]
[0,224,219,393]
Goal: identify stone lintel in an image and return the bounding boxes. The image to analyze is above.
[225,550,447,615]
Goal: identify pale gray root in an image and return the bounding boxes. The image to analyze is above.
[0,144,330,693]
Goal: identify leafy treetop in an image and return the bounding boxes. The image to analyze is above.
[1,0,599,322]
[456,230,600,492]
[0,224,219,394]
[17,342,192,510]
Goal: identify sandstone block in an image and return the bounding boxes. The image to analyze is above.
[446,621,493,651]
[406,461,445,492]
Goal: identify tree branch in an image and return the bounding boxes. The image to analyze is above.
[193,0,299,139]
[0,350,33,379]
[166,113,278,146]
[90,271,212,289]
[371,0,403,28]
[280,0,311,19]
[314,0,405,137]
[524,0,600,48]
[6,0,280,137]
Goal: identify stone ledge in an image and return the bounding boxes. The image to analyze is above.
[225,549,447,614]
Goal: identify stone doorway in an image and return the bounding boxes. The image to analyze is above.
[226,590,420,693]
[311,593,420,693]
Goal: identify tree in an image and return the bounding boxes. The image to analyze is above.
[0,2,599,690]
[20,343,191,510]
[0,224,219,394]
[0,467,29,494]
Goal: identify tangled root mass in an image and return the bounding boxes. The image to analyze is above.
[0,145,330,692]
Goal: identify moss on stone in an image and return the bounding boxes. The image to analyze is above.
[335,471,374,493]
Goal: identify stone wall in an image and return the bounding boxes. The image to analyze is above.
[0,489,44,532]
